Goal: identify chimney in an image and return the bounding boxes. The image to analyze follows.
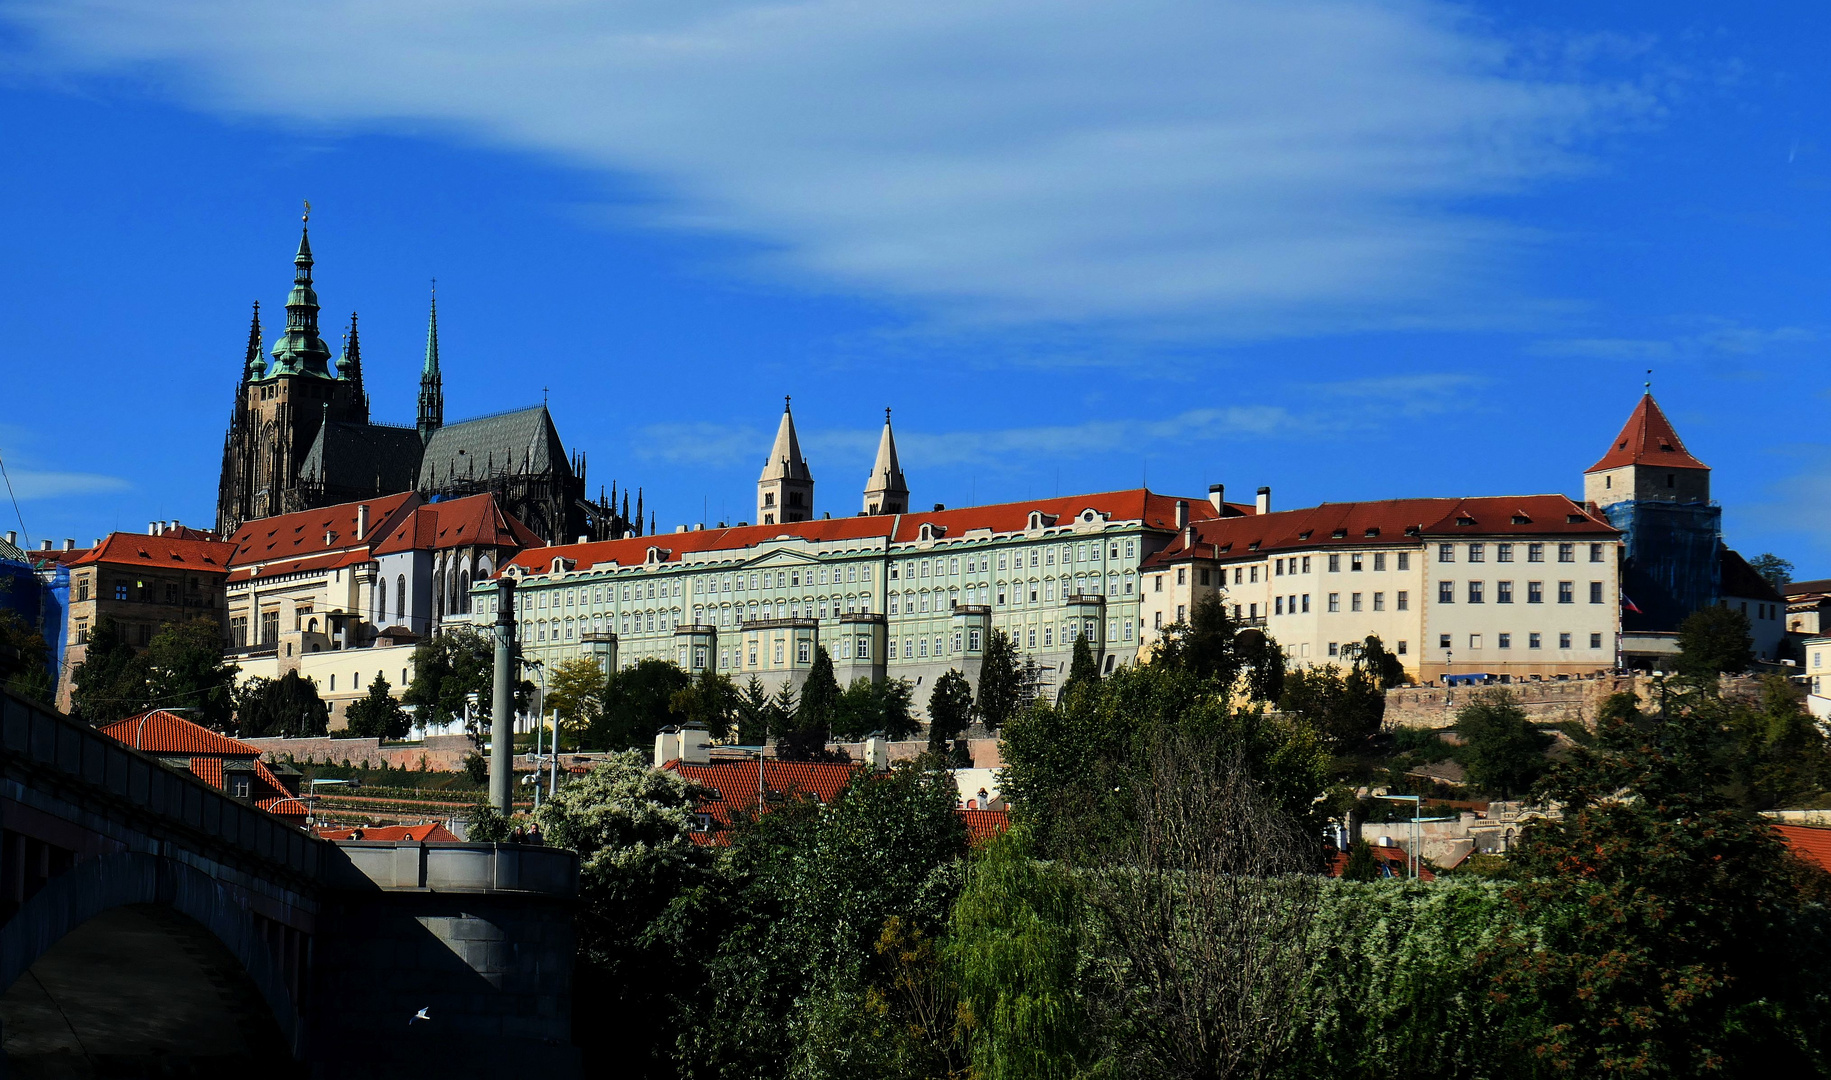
[1183,523,1197,547]
[171,518,179,532]
[4,531,13,546]
[680,723,711,765]
[653,726,683,769]
[40,540,51,551]
[675,524,688,534]
[91,538,100,549]
[933,503,945,512]
[1174,499,1189,528]
[149,521,159,536]
[864,734,889,771]
[1255,486,1271,515]
[577,535,589,544]
[68,539,79,551]
[356,503,370,541]
[1208,484,1225,514]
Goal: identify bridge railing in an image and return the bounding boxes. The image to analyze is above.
[321,840,577,897]
[1,689,323,883]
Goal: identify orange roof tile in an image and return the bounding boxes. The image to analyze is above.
[102,710,261,755]
[315,822,461,842]
[1327,845,1436,881]
[225,491,419,567]
[1586,394,1709,473]
[70,533,236,572]
[188,757,225,789]
[1143,494,1615,568]
[958,807,1010,844]
[259,796,311,819]
[506,488,1225,574]
[1777,824,1831,874]
[370,493,544,556]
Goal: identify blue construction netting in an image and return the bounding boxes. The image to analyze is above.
[1605,500,1721,633]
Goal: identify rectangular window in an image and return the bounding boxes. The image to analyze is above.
[1469,634,1482,649]
[1468,543,1485,563]
[1396,552,1409,571]
[968,628,982,651]
[1154,575,1163,593]
[1302,556,1312,573]
[1328,593,1340,613]
[1558,581,1574,604]
[1439,581,1454,603]
[1373,591,1385,611]
[1200,569,1211,586]
[1590,632,1603,649]
[1177,604,1187,621]
[1589,581,1604,604]
[798,640,811,663]
[1559,632,1572,649]
[1467,581,1484,603]
[1275,596,1284,615]
[1528,543,1544,563]
[1124,619,1133,641]
[1439,633,1452,649]
[1373,552,1386,572]
[1302,594,1311,613]
[1351,553,1363,572]
[1529,632,1541,649]
[1234,568,1243,584]
[1396,591,1408,611]
[1396,640,1407,655]
[1590,543,1605,563]
[1438,543,1455,563]
[1528,581,1544,604]
[1153,611,1163,630]
[1497,543,1513,563]
[1498,633,1511,649]
[1328,554,1340,573]
[1351,592,1363,612]
[114,582,128,601]
[1248,565,1258,583]
[1328,642,1339,657]
[1497,581,1513,604]
[1177,567,1186,586]
[1274,559,1284,576]
[1558,543,1575,563]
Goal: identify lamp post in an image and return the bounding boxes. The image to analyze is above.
[523,657,551,810]
[488,578,517,813]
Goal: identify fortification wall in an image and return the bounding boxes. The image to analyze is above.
[242,734,476,772]
[1384,673,1769,729]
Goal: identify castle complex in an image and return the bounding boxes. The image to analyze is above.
[214,215,640,546]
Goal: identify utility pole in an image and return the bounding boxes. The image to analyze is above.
[489,578,517,812]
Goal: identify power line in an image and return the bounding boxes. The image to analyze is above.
[0,447,29,551]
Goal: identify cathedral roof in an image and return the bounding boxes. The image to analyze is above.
[1586,393,1709,474]
[417,406,569,490]
[759,400,812,484]
[299,421,425,493]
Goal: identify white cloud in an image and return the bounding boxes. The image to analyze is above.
[1,0,1643,331]
[1529,323,1817,361]
[3,468,131,501]
[631,423,766,468]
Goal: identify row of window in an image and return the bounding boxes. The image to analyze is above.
[1438,542,1605,564]
[1438,632,1605,651]
[1437,581,1605,604]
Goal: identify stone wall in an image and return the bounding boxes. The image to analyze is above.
[1383,673,1768,729]
[241,734,476,772]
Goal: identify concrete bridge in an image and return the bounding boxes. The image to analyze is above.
[0,689,579,1078]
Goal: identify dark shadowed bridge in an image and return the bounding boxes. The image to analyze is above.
[0,689,579,1078]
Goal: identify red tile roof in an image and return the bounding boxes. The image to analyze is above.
[1327,844,1436,881]
[188,757,225,789]
[505,488,1228,574]
[1144,494,1615,567]
[1777,824,1831,874]
[69,533,236,573]
[667,758,860,834]
[1586,394,1708,473]
[226,547,374,583]
[27,546,92,568]
[958,807,1010,844]
[259,796,311,819]
[315,822,461,842]
[102,710,261,755]
[225,491,419,567]
[370,493,543,555]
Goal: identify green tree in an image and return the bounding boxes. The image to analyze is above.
[1721,675,1831,811]
[1341,837,1379,881]
[239,670,329,738]
[1062,633,1101,699]
[671,666,739,742]
[465,800,513,842]
[1496,690,1831,1076]
[1675,604,1755,680]
[544,655,607,746]
[735,673,773,745]
[402,625,496,735]
[592,658,691,751]
[976,628,1025,731]
[1351,634,1409,690]
[777,645,840,760]
[1748,552,1796,590]
[343,672,411,740]
[145,616,240,731]
[1455,690,1552,799]
[535,751,714,1078]
[0,609,54,704]
[1279,662,1384,752]
[927,668,974,763]
[833,675,918,742]
[69,616,151,725]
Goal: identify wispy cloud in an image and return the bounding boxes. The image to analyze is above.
[2,467,131,501]
[0,0,1648,333]
[1530,322,1816,362]
[630,423,766,469]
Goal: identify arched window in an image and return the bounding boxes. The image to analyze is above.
[433,570,445,619]
[459,570,471,613]
[378,580,388,626]
[396,575,406,624]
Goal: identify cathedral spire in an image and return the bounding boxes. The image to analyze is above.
[418,283,445,445]
[862,406,908,515]
[757,396,814,525]
[243,301,266,382]
[268,206,333,377]
[339,311,369,421]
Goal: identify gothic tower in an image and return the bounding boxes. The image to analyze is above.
[862,407,908,515]
[1583,392,1719,632]
[418,289,445,445]
[757,398,813,526]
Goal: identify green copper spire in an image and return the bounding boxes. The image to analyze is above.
[243,301,266,380]
[417,282,444,443]
[268,206,334,378]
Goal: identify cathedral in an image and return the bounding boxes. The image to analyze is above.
[215,215,642,546]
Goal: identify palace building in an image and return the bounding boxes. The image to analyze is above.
[214,213,641,546]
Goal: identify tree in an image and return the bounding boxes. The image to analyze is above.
[69,616,150,725]
[1721,675,1831,811]
[1341,837,1379,881]
[735,674,773,745]
[927,668,974,763]
[1455,689,1552,799]
[344,672,411,739]
[777,645,840,760]
[593,658,691,751]
[145,616,240,732]
[0,609,54,704]
[1675,604,1754,680]
[1154,595,1286,701]
[1749,552,1796,590]
[1279,663,1384,752]
[402,626,496,736]
[833,676,919,742]
[1350,633,1408,689]
[239,670,329,738]
[671,667,738,742]
[1062,633,1101,698]
[976,628,1025,731]
[545,655,607,745]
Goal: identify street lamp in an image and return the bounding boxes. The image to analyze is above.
[1374,793,1459,879]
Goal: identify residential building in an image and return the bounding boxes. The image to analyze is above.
[1717,548,1787,662]
[1138,495,1622,683]
[225,490,541,728]
[214,214,639,544]
[58,527,237,709]
[1803,635,1831,721]
[100,709,308,824]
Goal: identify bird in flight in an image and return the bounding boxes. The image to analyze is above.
[410,1007,431,1025]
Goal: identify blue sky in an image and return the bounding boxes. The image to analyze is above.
[1,1,1827,571]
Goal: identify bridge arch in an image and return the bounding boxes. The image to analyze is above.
[0,851,301,1068]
